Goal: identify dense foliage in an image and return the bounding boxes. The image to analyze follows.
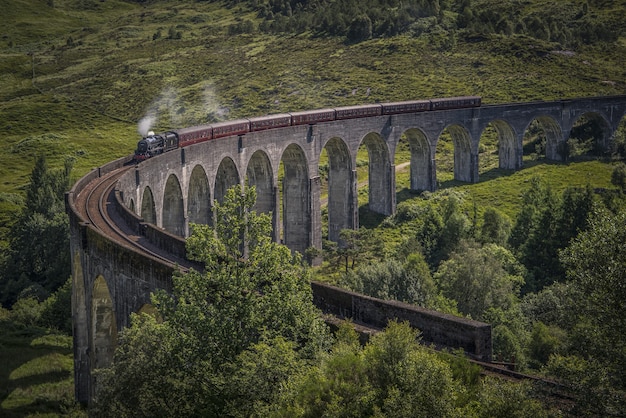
[93,186,331,416]
[0,155,72,309]
[226,0,625,47]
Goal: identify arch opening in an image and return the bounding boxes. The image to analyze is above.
[140,186,156,225]
[91,275,117,371]
[567,112,612,159]
[523,116,563,163]
[188,165,212,227]
[214,157,240,205]
[323,137,354,242]
[163,174,185,236]
[395,128,432,194]
[479,120,518,174]
[280,144,310,255]
[246,150,274,216]
[358,132,392,218]
[435,124,472,186]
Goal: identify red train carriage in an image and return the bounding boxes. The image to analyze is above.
[176,125,213,147]
[211,119,250,139]
[430,96,481,111]
[249,114,292,131]
[290,109,336,125]
[382,100,431,115]
[335,104,382,120]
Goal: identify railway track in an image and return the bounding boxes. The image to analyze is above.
[75,163,196,271]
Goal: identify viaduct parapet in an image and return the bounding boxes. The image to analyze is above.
[68,95,626,405]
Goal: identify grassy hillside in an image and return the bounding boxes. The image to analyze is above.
[0,318,85,417]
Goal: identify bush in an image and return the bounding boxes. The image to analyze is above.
[11,297,43,326]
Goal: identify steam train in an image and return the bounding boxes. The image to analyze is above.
[133,96,481,162]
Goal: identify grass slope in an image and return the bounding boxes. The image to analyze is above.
[0,320,85,417]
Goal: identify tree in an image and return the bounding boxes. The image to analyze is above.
[434,240,524,320]
[94,185,331,417]
[0,155,73,307]
[340,253,435,307]
[277,321,459,417]
[479,207,511,246]
[560,206,626,390]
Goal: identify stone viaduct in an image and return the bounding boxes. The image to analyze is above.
[68,95,626,404]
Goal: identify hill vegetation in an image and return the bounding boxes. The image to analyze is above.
[0,0,625,415]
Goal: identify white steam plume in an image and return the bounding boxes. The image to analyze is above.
[138,115,156,137]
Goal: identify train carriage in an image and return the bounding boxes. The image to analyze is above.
[382,100,431,115]
[249,114,292,131]
[177,125,212,147]
[211,119,250,139]
[335,104,382,120]
[289,109,336,125]
[430,96,481,111]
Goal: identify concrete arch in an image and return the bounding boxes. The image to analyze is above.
[163,174,185,236]
[401,128,433,192]
[215,157,240,204]
[437,124,473,183]
[246,150,274,216]
[324,137,355,242]
[140,186,156,225]
[281,143,310,254]
[360,132,393,215]
[568,112,613,156]
[188,164,212,227]
[525,115,563,161]
[91,275,117,371]
[481,120,520,170]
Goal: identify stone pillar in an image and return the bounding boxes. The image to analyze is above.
[389,163,397,214]
[272,185,280,243]
[309,176,322,254]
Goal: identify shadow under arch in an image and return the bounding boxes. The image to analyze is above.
[360,132,392,215]
[163,174,185,236]
[568,112,613,157]
[140,186,156,225]
[280,143,310,254]
[215,157,240,204]
[188,164,211,227]
[246,150,274,216]
[324,137,354,242]
[524,115,563,162]
[91,275,117,372]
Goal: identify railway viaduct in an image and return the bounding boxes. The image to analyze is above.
[68,95,626,404]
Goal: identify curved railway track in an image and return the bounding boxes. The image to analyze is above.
[75,163,196,271]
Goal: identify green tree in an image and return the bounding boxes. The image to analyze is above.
[434,240,524,320]
[0,155,73,307]
[94,185,330,417]
[479,207,511,246]
[341,253,435,306]
[560,206,626,390]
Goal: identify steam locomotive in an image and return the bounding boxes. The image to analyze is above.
[133,96,481,162]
